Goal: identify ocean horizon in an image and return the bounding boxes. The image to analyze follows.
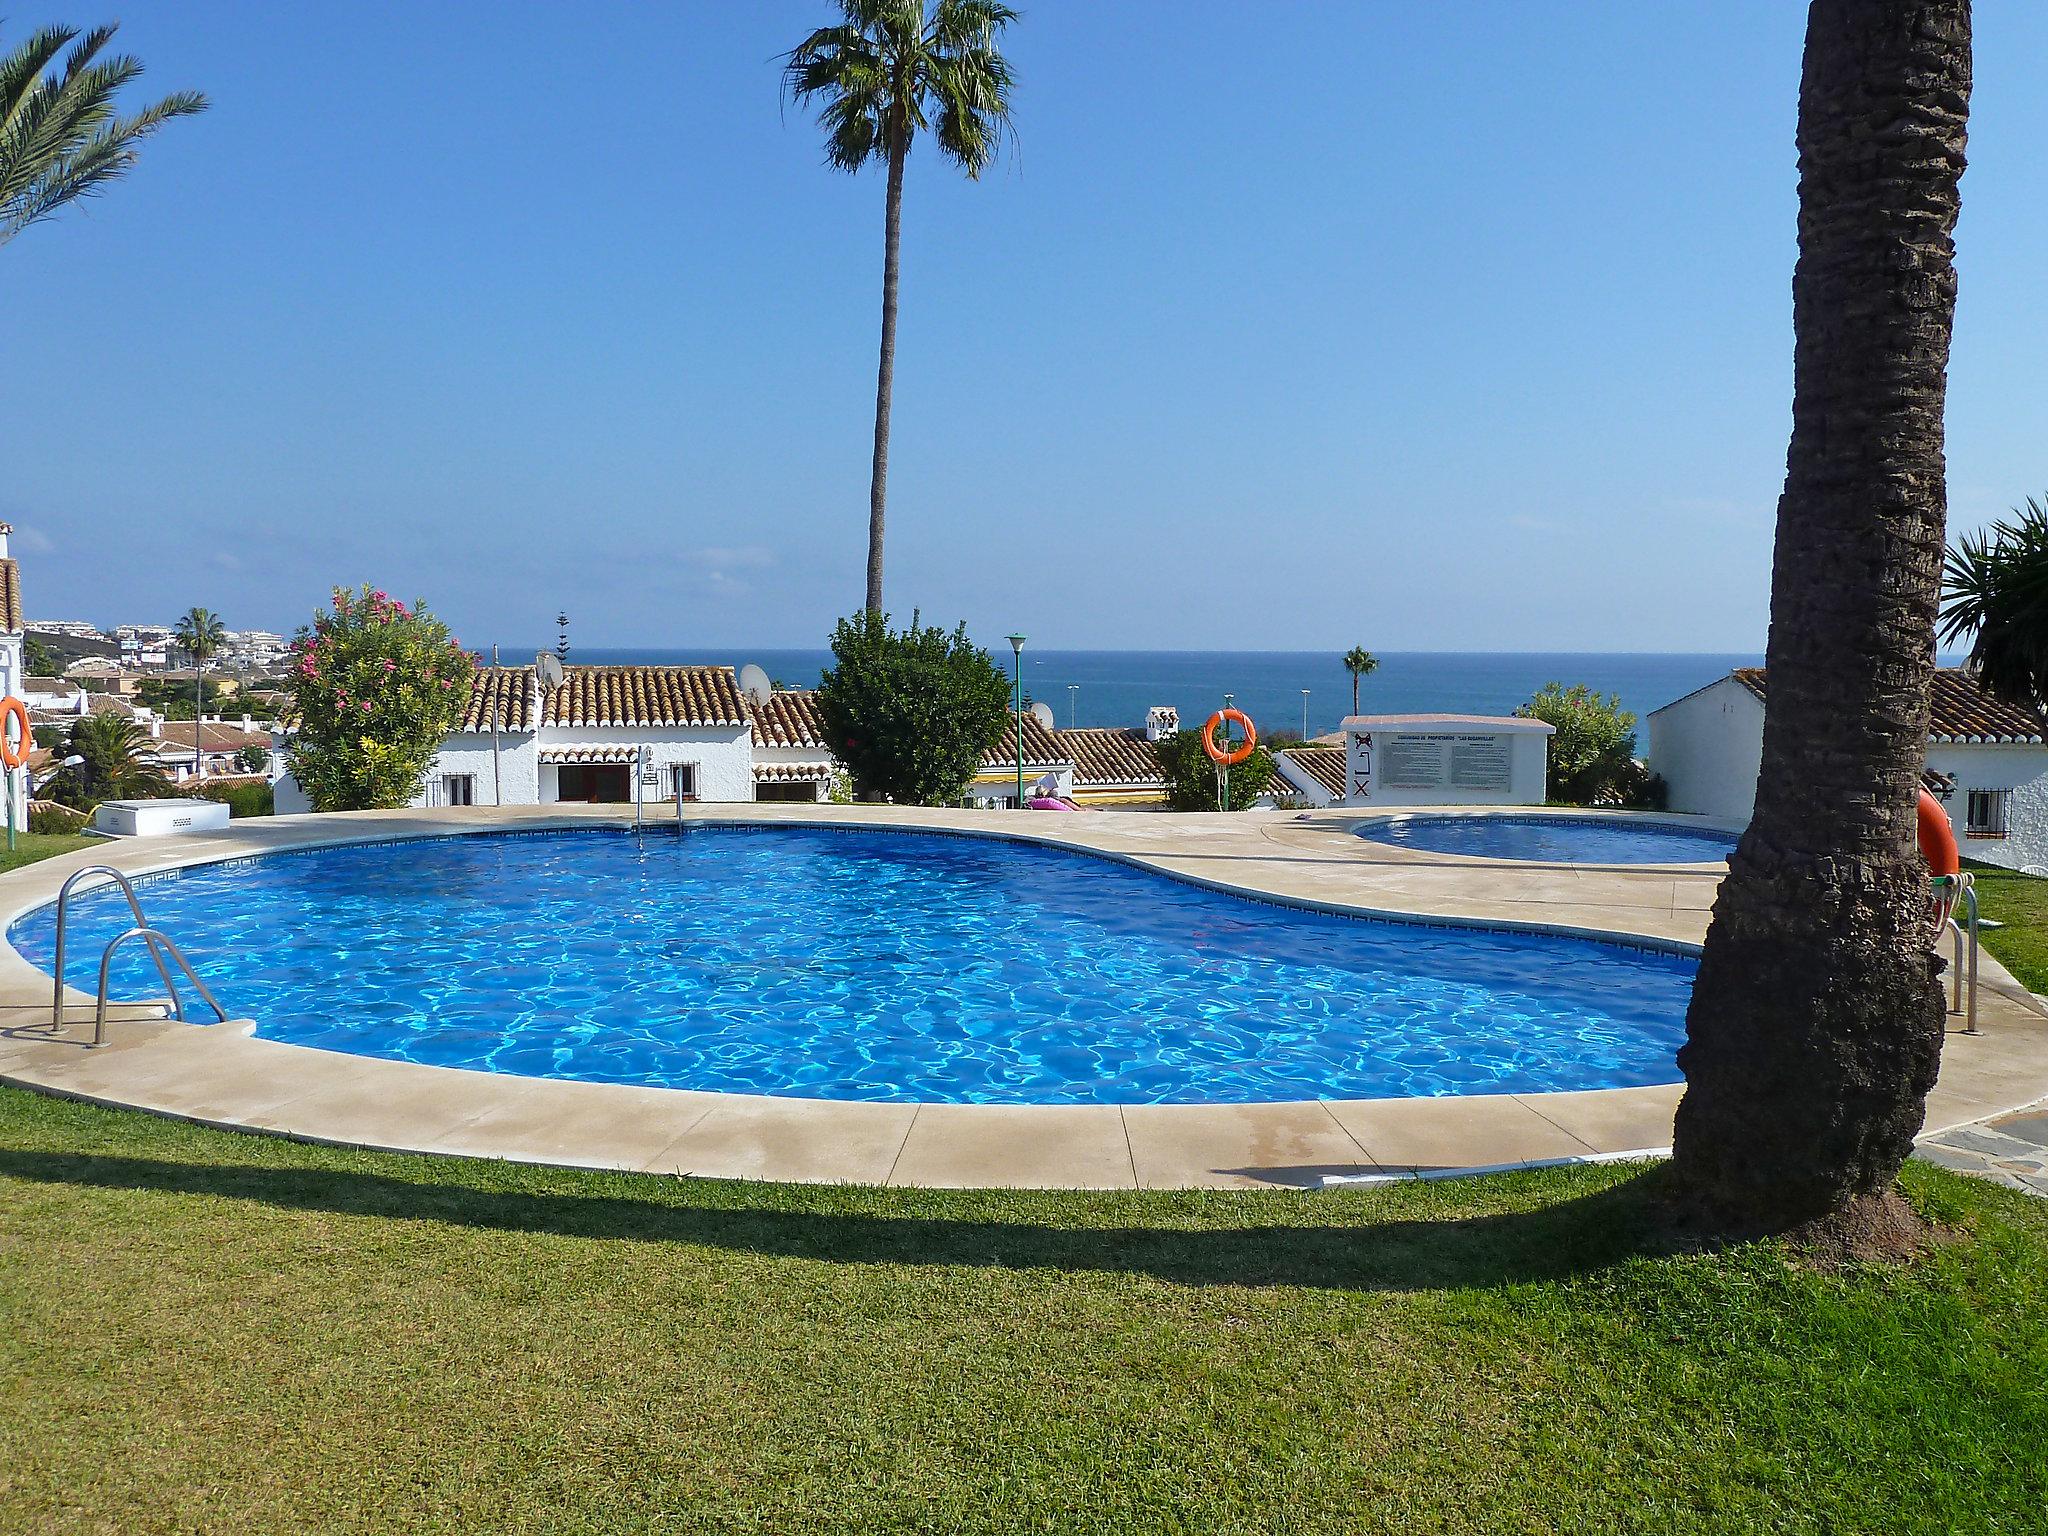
[528,649,1765,741]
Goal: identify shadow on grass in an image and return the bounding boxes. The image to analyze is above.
[0,1146,1687,1292]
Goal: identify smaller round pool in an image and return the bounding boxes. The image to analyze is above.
[1359,814,1738,865]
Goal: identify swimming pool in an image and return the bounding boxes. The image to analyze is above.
[12,827,1695,1105]
[1357,814,1738,866]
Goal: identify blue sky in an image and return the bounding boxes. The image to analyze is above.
[5,2,2045,652]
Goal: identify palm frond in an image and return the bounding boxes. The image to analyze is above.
[1940,495,2048,706]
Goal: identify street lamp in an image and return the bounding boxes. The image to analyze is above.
[1006,634,1027,806]
[1302,688,1310,740]
[1068,683,1079,730]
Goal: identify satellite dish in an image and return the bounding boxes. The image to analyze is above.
[535,652,565,690]
[737,663,774,706]
[1028,699,1055,731]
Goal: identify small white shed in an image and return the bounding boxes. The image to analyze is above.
[1339,714,1553,807]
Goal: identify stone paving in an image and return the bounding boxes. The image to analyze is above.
[1918,1100,2048,1196]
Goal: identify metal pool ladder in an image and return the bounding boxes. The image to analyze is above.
[1936,872,1980,1035]
[49,865,229,1046]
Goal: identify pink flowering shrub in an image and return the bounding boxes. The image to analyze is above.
[285,585,475,810]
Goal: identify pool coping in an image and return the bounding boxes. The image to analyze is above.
[1,802,2043,1191]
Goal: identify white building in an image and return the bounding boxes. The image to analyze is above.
[1338,714,1553,807]
[966,705,1173,808]
[1274,744,1347,807]
[1647,667,2048,871]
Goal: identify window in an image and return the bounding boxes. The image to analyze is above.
[672,763,699,802]
[442,774,475,807]
[1966,789,2011,840]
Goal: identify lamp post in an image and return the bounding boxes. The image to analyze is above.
[1007,634,1027,807]
[1302,688,1310,740]
[1068,683,1079,730]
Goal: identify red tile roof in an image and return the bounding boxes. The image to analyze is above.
[1059,727,1166,788]
[459,665,748,731]
[752,690,827,749]
[1276,745,1346,799]
[982,712,1068,770]
[1733,666,2045,744]
[460,667,534,731]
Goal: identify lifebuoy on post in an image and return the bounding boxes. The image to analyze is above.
[1201,708,1257,767]
[1918,788,1960,877]
[0,697,29,770]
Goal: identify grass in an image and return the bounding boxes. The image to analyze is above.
[1963,858,2048,995]
[0,1090,2043,1534]
[0,831,97,876]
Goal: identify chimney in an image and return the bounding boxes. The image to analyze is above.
[1145,706,1179,742]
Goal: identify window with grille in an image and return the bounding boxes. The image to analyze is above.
[672,763,699,802]
[1966,789,2010,840]
[442,774,475,807]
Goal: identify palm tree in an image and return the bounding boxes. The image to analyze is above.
[1670,0,1971,1247]
[1342,647,1378,718]
[1,23,206,250]
[783,0,1017,615]
[58,711,167,804]
[1938,495,2048,705]
[173,607,226,778]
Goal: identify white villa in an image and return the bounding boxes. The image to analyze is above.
[273,664,1179,812]
[1648,667,2048,871]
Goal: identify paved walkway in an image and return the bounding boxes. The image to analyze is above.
[1918,1100,2048,1196]
[2,802,2045,1189]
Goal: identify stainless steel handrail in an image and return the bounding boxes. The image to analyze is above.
[1946,879,1980,1035]
[51,865,181,1027]
[93,926,228,1046]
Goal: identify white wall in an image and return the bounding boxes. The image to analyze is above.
[413,735,539,807]
[1647,678,1765,822]
[1272,753,1337,807]
[1341,724,1550,807]
[1925,742,2048,872]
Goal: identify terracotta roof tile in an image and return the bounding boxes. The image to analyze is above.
[752,690,827,749]
[460,667,534,731]
[1277,744,1346,799]
[1734,666,2045,744]
[754,761,837,782]
[1059,727,1166,788]
[982,711,1068,769]
[0,560,18,634]
[545,666,747,728]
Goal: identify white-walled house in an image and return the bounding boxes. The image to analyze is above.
[1648,667,2048,871]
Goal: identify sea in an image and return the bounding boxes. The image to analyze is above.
[556,649,1762,741]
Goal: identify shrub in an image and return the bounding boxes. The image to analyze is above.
[1517,682,1659,807]
[27,801,87,834]
[1155,728,1276,812]
[285,586,474,812]
[193,778,274,818]
[234,744,269,774]
[816,610,1010,806]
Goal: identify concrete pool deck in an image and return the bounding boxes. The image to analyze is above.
[1,802,2044,1190]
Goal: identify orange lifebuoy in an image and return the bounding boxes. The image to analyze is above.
[1918,788,1959,877]
[0,697,28,770]
[1201,708,1257,767]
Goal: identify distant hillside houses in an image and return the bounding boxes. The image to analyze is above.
[1648,667,2048,872]
[272,666,1178,813]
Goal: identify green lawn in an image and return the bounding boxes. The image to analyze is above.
[0,1089,2043,1534]
[1964,858,2048,995]
[0,831,97,876]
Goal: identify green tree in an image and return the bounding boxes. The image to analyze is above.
[816,608,1009,804]
[1517,682,1657,807]
[1,22,205,250]
[1342,647,1378,719]
[51,711,167,807]
[1672,0,1970,1248]
[173,607,226,776]
[22,633,58,676]
[784,0,1017,616]
[1154,729,1275,813]
[1939,493,2048,705]
[284,586,474,812]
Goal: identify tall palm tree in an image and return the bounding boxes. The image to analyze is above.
[1671,0,1971,1246]
[1,23,206,250]
[1342,647,1378,718]
[784,0,1017,616]
[58,711,167,803]
[173,607,226,777]
[1938,495,2048,704]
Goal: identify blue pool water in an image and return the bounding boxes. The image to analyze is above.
[11,828,1696,1105]
[1359,815,1738,866]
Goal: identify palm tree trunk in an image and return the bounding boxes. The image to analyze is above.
[1351,674,1360,718]
[193,662,203,780]
[865,135,907,617]
[1670,0,1970,1241]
